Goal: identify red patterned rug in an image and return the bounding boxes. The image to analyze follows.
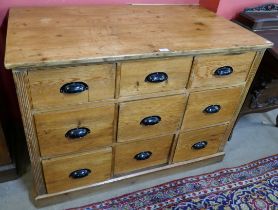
[68,154,278,210]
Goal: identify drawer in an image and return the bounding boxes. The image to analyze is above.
[118,95,187,142]
[42,147,112,193]
[189,51,256,88]
[34,105,114,157]
[114,135,173,175]
[182,86,243,130]
[173,124,227,163]
[120,57,192,97]
[28,64,115,109]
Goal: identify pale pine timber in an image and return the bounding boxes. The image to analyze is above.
[12,70,46,195]
[4,5,272,205]
[5,6,271,69]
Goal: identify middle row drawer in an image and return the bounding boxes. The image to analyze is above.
[34,95,186,157]
[34,105,115,157]
[35,86,242,157]
[118,95,186,142]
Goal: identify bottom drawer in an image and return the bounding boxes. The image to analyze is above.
[42,147,112,193]
[173,124,228,163]
[114,135,173,175]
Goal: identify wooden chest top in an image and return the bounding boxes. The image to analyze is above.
[5,5,271,69]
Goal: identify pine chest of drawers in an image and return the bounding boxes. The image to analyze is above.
[4,5,271,203]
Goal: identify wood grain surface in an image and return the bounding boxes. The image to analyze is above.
[219,50,266,151]
[5,6,271,69]
[173,124,227,163]
[34,105,115,157]
[182,85,244,130]
[42,147,112,193]
[28,64,115,109]
[118,95,187,142]
[12,70,46,195]
[35,152,224,206]
[120,57,192,96]
[189,51,256,88]
[6,5,271,203]
[114,135,173,175]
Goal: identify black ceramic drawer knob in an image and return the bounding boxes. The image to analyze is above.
[65,127,90,139]
[203,105,221,114]
[60,82,88,94]
[134,151,152,160]
[192,141,208,150]
[140,116,161,126]
[145,72,168,83]
[69,168,91,179]
[214,66,233,76]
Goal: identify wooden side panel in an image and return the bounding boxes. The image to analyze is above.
[118,95,187,142]
[114,135,173,175]
[42,147,112,193]
[28,64,115,109]
[120,57,192,97]
[182,85,244,130]
[173,124,228,163]
[219,50,266,151]
[189,51,256,88]
[12,70,46,195]
[34,105,115,157]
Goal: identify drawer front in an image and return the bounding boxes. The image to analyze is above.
[28,64,115,109]
[182,86,243,130]
[114,135,173,175]
[118,95,187,142]
[173,124,227,163]
[42,147,112,193]
[35,105,114,157]
[189,52,256,88]
[120,57,192,97]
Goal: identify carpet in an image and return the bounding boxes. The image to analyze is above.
[68,154,278,210]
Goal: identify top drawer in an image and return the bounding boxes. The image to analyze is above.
[119,57,193,97]
[189,51,256,89]
[28,64,115,109]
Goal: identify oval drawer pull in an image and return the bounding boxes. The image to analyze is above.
[69,168,91,179]
[192,141,208,150]
[65,127,90,139]
[214,66,233,76]
[134,151,152,160]
[140,116,161,126]
[145,72,168,83]
[203,105,221,114]
[60,82,88,94]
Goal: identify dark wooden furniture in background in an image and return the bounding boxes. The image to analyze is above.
[0,15,29,182]
[235,3,278,126]
[0,121,17,182]
[0,122,11,165]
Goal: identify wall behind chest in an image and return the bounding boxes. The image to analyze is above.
[200,0,278,20]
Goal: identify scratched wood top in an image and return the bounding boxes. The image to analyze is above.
[5,5,272,69]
